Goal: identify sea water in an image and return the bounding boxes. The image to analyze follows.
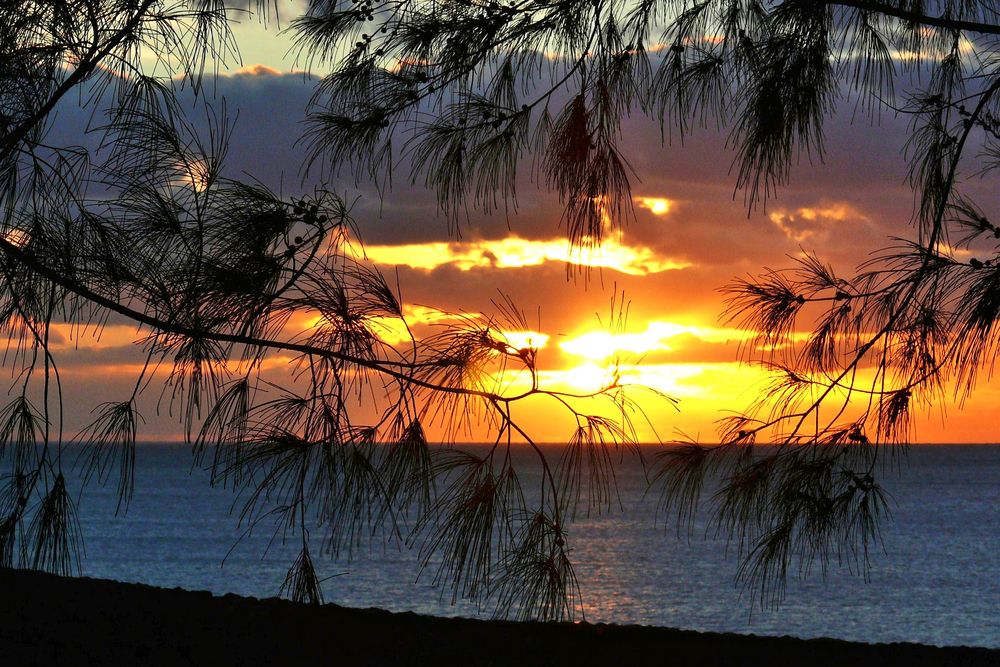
[72,444,999,648]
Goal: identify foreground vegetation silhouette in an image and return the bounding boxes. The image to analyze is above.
[0,0,670,621]
[2,0,999,619]
[302,0,1000,606]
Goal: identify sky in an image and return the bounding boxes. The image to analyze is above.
[40,6,1000,443]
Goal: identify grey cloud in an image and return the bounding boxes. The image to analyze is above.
[166,64,940,266]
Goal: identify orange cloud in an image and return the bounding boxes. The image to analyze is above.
[14,323,142,351]
[362,304,468,345]
[232,64,283,77]
[358,236,691,276]
[635,197,673,215]
[769,202,869,242]
[305,302,551,351]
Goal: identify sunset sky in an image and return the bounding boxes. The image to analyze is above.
[44,7,1000,443]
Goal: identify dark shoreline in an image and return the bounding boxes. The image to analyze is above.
[2,568,996,666]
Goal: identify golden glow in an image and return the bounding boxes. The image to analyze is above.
[367,304,471,345]
[388,58,431,73]
[367,316,412,345]
[888,34,975,62]
[231,64,282,77]
[590,194,614,230]
[502,330,549,351]
[561,329,668,360]
[173,158,211,192]
[559,321,739,361]
[3,228,30,248]
[48,307,1000,443]
[303,304,549,350]
[546,362,720,397]
[936,243,973,259]
[539,362,618,392]
[360,236,691,276]
[636,197,673,215]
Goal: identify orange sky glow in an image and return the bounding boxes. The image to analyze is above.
[34,20,1000,445]
[36,182,998,444]
[48,285,1000,444]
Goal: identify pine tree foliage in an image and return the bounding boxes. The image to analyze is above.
[4,0,1000,617]
[0,0,666,620]
[297,0,1000,607]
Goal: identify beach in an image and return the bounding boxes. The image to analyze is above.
[2,567,997,666]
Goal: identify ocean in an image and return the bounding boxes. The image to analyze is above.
[73,444,998,648]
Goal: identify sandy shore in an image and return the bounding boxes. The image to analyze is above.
[1,568,996,666]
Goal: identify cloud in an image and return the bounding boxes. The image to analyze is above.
[356,236,692,276]
[362,305,480,346]
[635,197,673,215]
[768,202,871,243]
[227,64,284,77]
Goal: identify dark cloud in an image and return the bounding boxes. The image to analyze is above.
[41,64,932,331]
[50,344,151,368]
[195,68,316,189]
[151,65,936,268]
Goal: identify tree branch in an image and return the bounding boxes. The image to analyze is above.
[823,0,1000,36]
[0,237,619,407]
[0,1,158,157]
